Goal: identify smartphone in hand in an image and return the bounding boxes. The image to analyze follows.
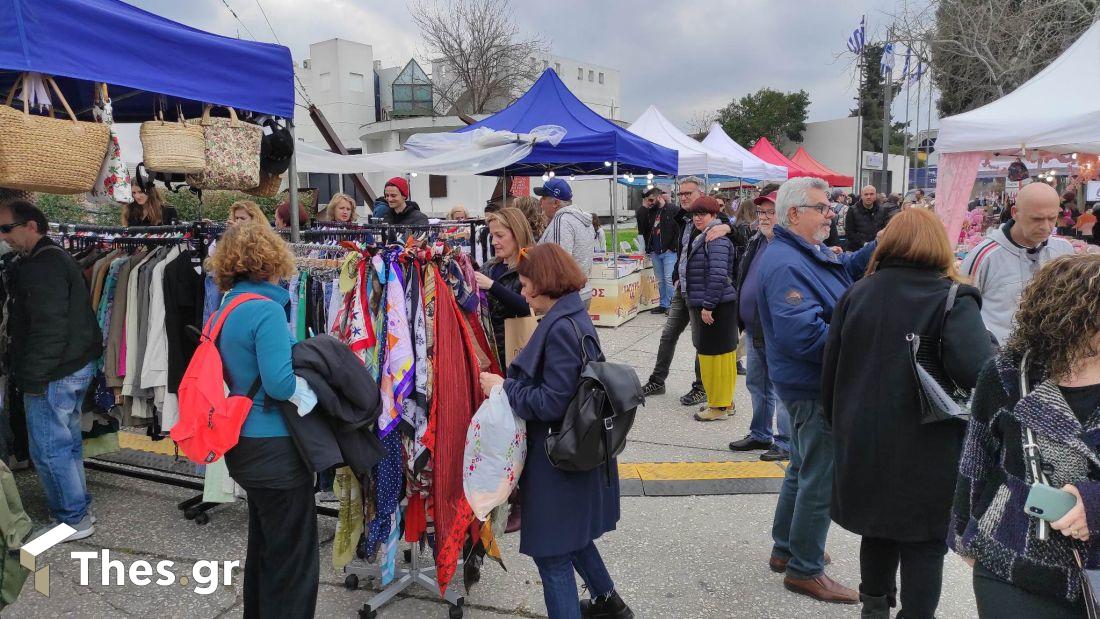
[1024,484,1078,522]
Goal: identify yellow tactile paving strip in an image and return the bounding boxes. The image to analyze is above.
[115,432,789,482]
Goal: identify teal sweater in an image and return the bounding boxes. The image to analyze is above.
[216,280,296,437]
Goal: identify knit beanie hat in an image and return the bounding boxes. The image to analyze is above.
[385,177,410,199]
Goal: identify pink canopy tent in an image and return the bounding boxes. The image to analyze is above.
[790,147,854,187]
[749,137,820,180]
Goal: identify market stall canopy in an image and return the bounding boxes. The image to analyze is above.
[790,147,854,187]
[700,124,788,181]
[936,20,1100,155]
[627,105,743,177]
[749,137,820,180]
[456,69,677,176]
[0,0,294,121]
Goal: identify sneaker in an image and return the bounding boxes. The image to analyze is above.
[679,386,707,406]
[580,590,634,618]
[651,307,669,315]
[641,381,665,397]
[61,515,95,542]
[729,435,772,451]
[760,445,791,462]
[315,491,338,503]
[736,359,747,375]
[693,407,727,422]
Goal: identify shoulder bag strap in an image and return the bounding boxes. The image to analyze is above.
[203,292,270,341]
[564,316,603,364]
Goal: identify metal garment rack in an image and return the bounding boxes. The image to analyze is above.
[344,546,465,619]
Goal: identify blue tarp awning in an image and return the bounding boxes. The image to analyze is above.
[0,0,294,121]
[457,69,677,176]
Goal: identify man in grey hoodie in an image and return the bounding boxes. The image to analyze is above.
[960,181,1074,344]
[536,178,595,304]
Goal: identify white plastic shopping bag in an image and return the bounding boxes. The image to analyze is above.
[463,384,526,521]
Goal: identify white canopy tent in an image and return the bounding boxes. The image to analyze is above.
[627,105,744,177]
[935,21,1100,246]
[701,123,788,182]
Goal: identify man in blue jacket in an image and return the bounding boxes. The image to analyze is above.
[756,177,876,604]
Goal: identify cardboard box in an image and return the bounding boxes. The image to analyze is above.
[588,272,642,327]
[638,267,660,310]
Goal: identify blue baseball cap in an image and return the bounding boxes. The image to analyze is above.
[533,177,573,201]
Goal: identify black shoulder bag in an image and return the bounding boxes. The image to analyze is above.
[906,282,972,424]
[545,317,644,485]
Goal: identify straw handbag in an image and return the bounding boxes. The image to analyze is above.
[140,107,206,174]
[0,74,110,195]
[245,171,283,198]
[186,105,261,191]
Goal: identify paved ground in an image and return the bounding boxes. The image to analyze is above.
[4,311,980,617]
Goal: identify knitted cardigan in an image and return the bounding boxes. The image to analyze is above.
[950,352,1100,603]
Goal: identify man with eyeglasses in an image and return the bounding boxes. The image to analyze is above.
[727,191,790,462]
[640,176,736,408]
[0,201,101,542]
[636,187,679,314]
[754,177,878,604]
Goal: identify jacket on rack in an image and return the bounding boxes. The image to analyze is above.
[288,335,387,474]
[381,201,429,227]
[822,261,993,542]
[8,237,102,394]
[503,292,620,558]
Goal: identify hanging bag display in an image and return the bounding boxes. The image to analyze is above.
[139,106,206,174]
[245,170,283,198]
[185,105,262,190]
[906,282,973,424]
[90,83,133,205]
[0,73,110,194]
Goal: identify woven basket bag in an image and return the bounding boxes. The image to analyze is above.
[185,105,261,191]
[245,171,283,198]
[140,109,206,174]
[0,75,110,195]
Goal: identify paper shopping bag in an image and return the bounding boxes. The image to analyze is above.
[504,314,539,365]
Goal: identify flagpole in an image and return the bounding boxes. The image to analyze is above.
[901,49,912,192]
[855,54,864,192]
[881,30,893,193]
[925,58,934,185]
[913,62,923,189]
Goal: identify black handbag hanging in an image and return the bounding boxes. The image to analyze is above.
[906,282,973,424]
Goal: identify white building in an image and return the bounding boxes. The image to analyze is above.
[782,116,911,194]
[292,38,626,216]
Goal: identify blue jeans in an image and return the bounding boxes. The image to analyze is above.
[771,399,834,579]
[24,363,94,525]
[650,251,676,309]
[532,541,615,619]
[745,337,790,451]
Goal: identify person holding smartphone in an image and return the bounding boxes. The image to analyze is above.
[951,254,1100,618]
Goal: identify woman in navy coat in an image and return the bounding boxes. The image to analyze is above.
[480,243,632,619]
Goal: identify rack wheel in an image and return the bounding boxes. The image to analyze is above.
[194,512,210,525]
[183,506,200,520]
[344,574,359,590]
[448,601,464,619]
[358,605,376,619]
[404,549,413,563]
[356,545,366,559]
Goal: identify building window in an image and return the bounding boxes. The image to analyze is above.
[577,67,583,80]
[588,70,594,82]
[319,72,331,91]
[554,62,561,74]
[428,175,448,198]
[349,72,365,92]
[598,72,604,85]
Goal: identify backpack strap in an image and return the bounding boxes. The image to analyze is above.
[564,316,603,363]
[202,292,270,342]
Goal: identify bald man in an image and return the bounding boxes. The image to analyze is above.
[960,182,1074,343]
[844,185,887,251]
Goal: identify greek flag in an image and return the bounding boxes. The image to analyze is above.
[847,15,866,53]
[899,48,911,81]
[908,61,926,86]
[880,42,895,77]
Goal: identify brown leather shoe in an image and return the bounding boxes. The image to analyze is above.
[783,573,858,604]
[768,551,832,573]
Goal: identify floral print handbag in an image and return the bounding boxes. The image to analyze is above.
[185,105,261,191]
[89,84,132,205]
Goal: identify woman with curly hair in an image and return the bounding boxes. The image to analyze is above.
[205,222,317,618]
[512,195,546,239]
[228,200,269,227]
[951,254,1100,618]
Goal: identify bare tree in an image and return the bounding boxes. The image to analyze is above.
[889,0,1100,116]
[411,0,549,116]
[686,110,719,138]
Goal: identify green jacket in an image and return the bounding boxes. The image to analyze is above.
[9,237,102,394]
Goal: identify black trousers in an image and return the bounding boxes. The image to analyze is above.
[860,536,947,619]
[974,564,1085,619]
[648,287,702,388]
[240,481,319,619]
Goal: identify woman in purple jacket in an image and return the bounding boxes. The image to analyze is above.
[680,196,739,422]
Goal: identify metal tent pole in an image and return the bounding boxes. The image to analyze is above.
[288,121,301,243]
[610,162,619,263]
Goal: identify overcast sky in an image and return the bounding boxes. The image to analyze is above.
[134,0,936,132]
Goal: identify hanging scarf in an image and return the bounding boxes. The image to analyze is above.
[377,251,414,437]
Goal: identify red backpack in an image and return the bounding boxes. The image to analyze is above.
[170,293,269,464]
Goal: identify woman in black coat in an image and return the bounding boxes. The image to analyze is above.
[822,208,994,619]
[479,243,631,619]
[474,207,535,367]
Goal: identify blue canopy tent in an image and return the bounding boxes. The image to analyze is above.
[457,69,677,177]
[0,0,294,120]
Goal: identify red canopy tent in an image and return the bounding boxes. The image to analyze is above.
[790,147,854,187]
[749,137,820,180]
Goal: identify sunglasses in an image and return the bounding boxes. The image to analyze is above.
[0,221,27,234]
[518,247,531,262]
